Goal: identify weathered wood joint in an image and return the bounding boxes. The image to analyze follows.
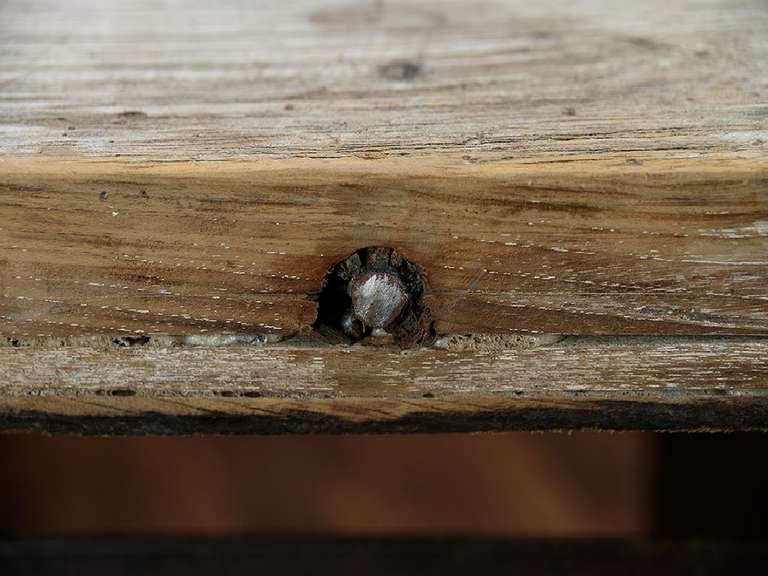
[0,0,766,434]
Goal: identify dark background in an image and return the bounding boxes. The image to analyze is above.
[0,432,765,537]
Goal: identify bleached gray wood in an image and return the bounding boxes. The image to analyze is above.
[1,336,767,433]
[0,0,766,162]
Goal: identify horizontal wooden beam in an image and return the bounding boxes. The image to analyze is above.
[2,157,766,337]
[2,336,767,434]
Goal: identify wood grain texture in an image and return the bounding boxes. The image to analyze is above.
[1,0,767,337]
[2,337,767,433]
[1,157,766,337]
[1,0,766,162]
[1,0,767,433]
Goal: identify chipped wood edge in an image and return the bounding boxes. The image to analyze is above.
[2,335,767,434]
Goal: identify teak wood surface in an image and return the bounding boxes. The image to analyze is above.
[0,0,766,433]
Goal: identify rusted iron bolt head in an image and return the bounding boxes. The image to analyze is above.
[348,272,409,330]
[314,246,435,348]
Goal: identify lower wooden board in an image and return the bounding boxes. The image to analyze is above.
[2,336,766,434]
[1,537,766,576]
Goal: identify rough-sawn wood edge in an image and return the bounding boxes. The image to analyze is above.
[2,335,766,434]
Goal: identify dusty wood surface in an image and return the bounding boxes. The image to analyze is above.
[1,336,767,434]
[1,0,766,162]
[2,537,767,576]
[1,0,767,433]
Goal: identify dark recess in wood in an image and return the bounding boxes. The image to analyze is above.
[4,398,768,435]
[314,246,435,347]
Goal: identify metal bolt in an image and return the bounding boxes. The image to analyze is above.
[348,272,408,330]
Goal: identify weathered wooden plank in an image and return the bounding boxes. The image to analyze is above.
[1,158,766,337]
[1,0,767,434]
[1,0,766,162]
[2,336,767,433]
[2,537,767,576]
[1,0,767,337]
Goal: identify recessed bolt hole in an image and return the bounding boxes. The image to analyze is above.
[314,246,434,348]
